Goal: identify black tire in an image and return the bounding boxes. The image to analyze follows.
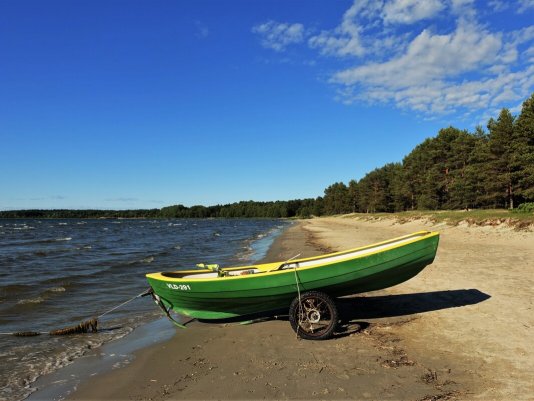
[289,291,338,340]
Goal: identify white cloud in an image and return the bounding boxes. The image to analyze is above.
[489,0,509,12]
[252,21,305,52]
[382,0,445,24]
[332,21,502,88]
[307,0,429,58]
[308,1,369,57]
[518,0,534,12]
[308,30,364,57]
[525,45,534,62]
[450,0,475,12]
[253,0,534,118]
[338,65,534,116]
[509,26,534,44]
[338,64,534,117]
[490,0,534,14]
[322,2,533,116]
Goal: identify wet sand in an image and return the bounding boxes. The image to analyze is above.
[68,217,534,400]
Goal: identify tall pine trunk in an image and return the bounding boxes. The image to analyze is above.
[508,181,513,209]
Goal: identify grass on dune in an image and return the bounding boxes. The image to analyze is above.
[337,209,534,229]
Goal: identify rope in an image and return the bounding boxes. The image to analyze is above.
[152,294,187,329]
[278,253,301,270]
[1,288,152,336]
[293,262,302,339]
[97,289,150,319]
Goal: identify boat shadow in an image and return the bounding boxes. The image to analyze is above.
[335,288,491,337]
[195,289,490,339]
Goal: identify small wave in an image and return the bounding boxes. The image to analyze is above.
[58,223,68,226]
[141,256,155,264]
[0,321,137,401]
[55,237,72,242]
[47,287,66,293]
[174,245,181,250]
[9,287,66,306]
[236,247,255,261]
[17,296,44,305]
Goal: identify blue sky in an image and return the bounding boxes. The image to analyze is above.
[1,0,533,210]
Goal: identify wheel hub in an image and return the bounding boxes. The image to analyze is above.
[307,309,321,323]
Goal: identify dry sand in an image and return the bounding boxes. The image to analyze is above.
[68,217,534,400]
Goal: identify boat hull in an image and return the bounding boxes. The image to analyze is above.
[146,231,439,320]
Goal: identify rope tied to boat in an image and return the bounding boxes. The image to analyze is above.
[293,261,303,340]
[277,253,301,271]
[0,288,152,337]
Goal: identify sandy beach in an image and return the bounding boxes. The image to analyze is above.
[67,216,534,400]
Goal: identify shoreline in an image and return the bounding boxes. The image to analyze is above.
[61,216,533,400]
[22,221,292,401]
[25,318,176,401]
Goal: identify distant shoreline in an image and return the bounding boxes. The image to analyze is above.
[2,209,532,232]
[0,199,316,219]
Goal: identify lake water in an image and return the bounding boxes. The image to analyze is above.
[0,218,288,401]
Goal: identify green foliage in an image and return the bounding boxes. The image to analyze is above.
[357,163,403,212]
[0,199,325,219]
[323,182,351,214]
[486,108,517,208]
[329,93,534,214]
[513,94,534,202]
[513,202,534,213]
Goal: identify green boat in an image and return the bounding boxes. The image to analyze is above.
[146,230,439,339]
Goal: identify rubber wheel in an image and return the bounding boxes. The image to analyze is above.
[289,291,338,340]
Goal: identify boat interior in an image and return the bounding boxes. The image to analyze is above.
[160,231,433,280]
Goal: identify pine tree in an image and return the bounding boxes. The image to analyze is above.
[513,94,534,204]
[487,108,516,208]
[464,126,493,208]
[347,179,360,213]
[323,182,351,214]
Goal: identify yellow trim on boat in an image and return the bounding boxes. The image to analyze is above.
[146,231,439,282]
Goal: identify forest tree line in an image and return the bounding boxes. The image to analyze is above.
[0,200,318,219]
[321,93,534,214]
[2,94,533,219]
